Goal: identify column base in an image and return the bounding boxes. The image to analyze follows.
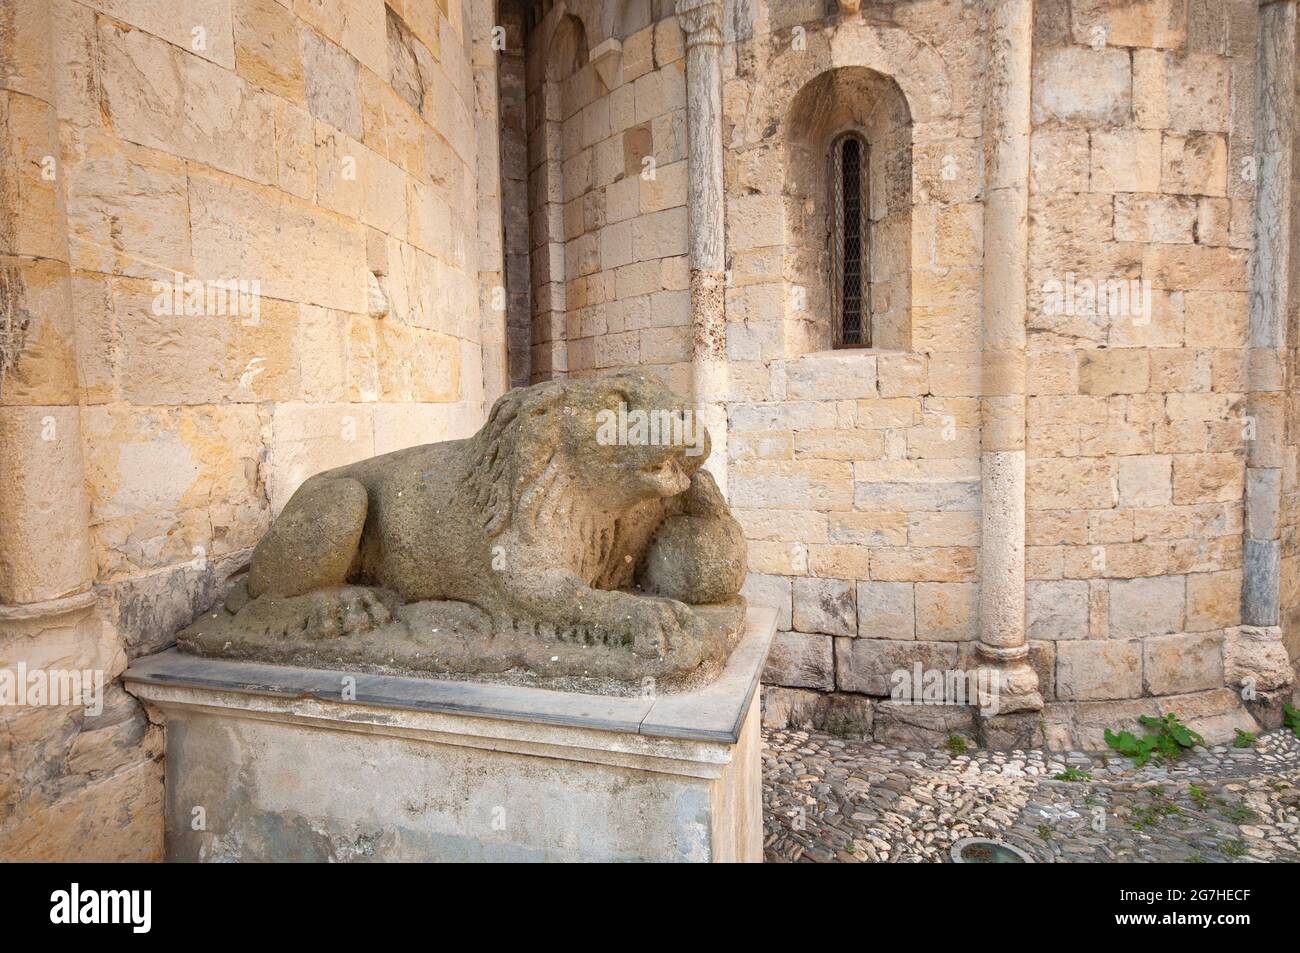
[975,643,1043,715]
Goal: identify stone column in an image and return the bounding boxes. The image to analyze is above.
[676,0,729,497]
[976,0,1041,726]
[0,0,142,858]
[1233,0,1297,709]
[529,76,569,383]
[470,0,509,411]
[0,0,97,620]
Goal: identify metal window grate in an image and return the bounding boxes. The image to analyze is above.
[831,133,870,348]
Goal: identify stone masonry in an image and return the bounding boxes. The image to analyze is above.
[3,0,1300,859]
[1,0,492,859]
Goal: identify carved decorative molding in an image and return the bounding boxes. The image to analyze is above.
[589,37,623,90]
[675,0,724,46]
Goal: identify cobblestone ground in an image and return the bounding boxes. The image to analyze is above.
[762,728,1300,863]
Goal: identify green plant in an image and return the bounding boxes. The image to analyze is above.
[1104,714,1205,767]
[1232,729,1256,748]
[944,733,969,757]
[1054,766,1093,782]
[1215,798,1257,824]
[1131,806,1158,829]
[1132,789,1180,829]
[1223,840,1247,859]
[1188,784,1209,809]
[1284,704,1300,739]
[1036,824,1052,841]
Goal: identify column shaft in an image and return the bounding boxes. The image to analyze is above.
[676,0,729,496]
[977,0,1041,713]
[1242,0,1295,629]
[0,0,96,614]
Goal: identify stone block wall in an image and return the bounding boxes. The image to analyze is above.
[0,0,489,858]
[1024,0,1260,738]
[725,0,1298,747]
[524,2,693,391]
[6,0,1300,861]
[722,1,995,736]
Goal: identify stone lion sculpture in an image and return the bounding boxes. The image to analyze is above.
[180,374,749,690]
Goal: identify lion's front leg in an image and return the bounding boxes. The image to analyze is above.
[495,557,701,659]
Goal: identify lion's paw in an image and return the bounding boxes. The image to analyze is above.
[303,588,392,639]
[624,598,704,659]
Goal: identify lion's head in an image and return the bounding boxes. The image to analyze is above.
[470,374,711,538]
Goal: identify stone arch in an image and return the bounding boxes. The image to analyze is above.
[741,20,951,148]
[523,11,593,382]
[783,66,914,352]
[546,11,589,82]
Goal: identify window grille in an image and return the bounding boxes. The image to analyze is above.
[830,132,870,348]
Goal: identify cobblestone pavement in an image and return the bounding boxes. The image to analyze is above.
[762,727,1300,863]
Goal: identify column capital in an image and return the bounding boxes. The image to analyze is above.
[675,0,724,46]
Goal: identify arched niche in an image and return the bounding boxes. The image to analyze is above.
[783,66,913,353]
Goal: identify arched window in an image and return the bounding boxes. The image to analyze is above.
[830,132,869,348]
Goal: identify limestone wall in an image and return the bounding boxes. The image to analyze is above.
[523,1,693,389]
[0,0,488,858]
[722,0,992,733]
[1024,0,1257,734]
[727,0,1295,746]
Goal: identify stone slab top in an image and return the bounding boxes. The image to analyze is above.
[125,606,777,744]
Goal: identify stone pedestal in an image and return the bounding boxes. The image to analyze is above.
[124,607,776,863]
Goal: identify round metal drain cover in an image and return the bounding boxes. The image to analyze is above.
[950,837,1034,863]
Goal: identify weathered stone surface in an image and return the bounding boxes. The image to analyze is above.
[1032,47,1132,125]
[1108,575,1186,638]
[3,0,488,865]
[105,554,253,659]
[234,0,306,102]
[740,572,793,629]
[181,376,749,689]
[1052,697,1161,750]
[816,693,874,737]
[1224,625,1294,692]
[1055,639,1143,700]
[913,582,976,641]
[793,577,856,637]
[763,631,834,690]
[835,638,960,696]
[976,711,1045,750]
[301,28,362,137]
[761,685,825,730]
[872,701,975,748]
[128,641,769,861]
[6,0,1290,861]
[857,580,914,639]
[1143,631,1223,696]
[1026,579,1088,640]
[1154,688,1259,745]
